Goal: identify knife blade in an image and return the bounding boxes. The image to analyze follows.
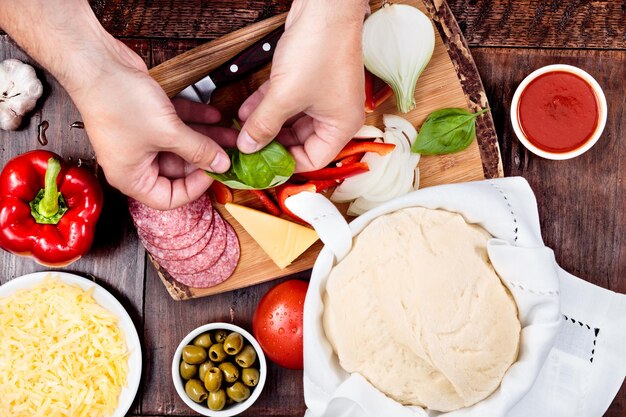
[177,26,285,103]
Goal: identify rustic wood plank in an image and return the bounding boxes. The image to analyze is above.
[90,0,624,50]
[0,36,151,415]
[446,0,625,50]
[471,47,625,415]
[146,0,500,300]
[141,266,308,416]
[0,35,149,321]
[149,13,285,98]
[151,40,204,68]
[90,0,291,40]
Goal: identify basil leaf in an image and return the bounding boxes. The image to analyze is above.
[206,141,295,190]
[411,108,487,155]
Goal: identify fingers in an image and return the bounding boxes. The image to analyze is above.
[139,167,214,210]
[237,83,299,154]
[187,124,238,148]
[283,116,362,172]
[157,152,195,178]
[238,81,270,121]
[165,122,231,173]
[275,115,316,147]
[172,98,222,124]
[290,129,347,172]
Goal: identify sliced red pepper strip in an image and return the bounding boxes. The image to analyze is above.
[276,180,338,223]
[209,181,233,204]
[365,69,394,113]
[249,189,281,216]
[0,150,103,267]
[364,69,376,112]
[295,162,369,182]
[371,84,394,111]
[336,154,363,167]
[334,141,395,162]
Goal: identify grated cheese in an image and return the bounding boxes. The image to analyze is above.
[0,277,129,417]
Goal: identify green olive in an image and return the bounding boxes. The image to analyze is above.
[182,345,207,365]
[207,389,227,411]
[198,361,215,382]
[241,367,260,387]
[179,361,198,380]
[203,367,223,392]
[218,362,239,383]
[213,329,228,343]
[192,333,212,349]
[185,379,208,403]
[223,332,244,355]
[235,345,257,368]
[208,343,227,362]
[226,381,251,403]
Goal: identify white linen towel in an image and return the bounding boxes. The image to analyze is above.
[286,177,626,417]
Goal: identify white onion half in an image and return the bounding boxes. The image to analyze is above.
[331,115,422,215]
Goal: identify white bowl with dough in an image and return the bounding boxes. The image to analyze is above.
[286,178,562,417]
[0,271,142,417]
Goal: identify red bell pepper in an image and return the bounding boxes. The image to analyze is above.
[334,141,395,161]
[249,189,281,216]
[336,154,363,167]
[0,150,103,266]
[295,162,369,182]
[364,68,375,112]
[209,181,233,204]
[364,69,394,113]
[276,180,337,223]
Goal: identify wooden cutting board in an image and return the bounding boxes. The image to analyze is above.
[148,0,503,300]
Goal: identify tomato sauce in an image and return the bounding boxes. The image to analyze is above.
[518,71,599,153]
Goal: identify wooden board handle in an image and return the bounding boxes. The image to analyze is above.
[149,13,287,98]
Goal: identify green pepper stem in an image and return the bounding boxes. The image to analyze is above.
[38,158,62,217]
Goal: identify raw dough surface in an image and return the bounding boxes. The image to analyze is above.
[323,207,520,412]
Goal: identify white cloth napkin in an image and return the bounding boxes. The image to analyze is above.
[286,177,626,417]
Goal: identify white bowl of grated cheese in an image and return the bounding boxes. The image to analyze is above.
[0,271,142,417]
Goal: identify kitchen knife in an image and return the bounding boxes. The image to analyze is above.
[177,26,284,103]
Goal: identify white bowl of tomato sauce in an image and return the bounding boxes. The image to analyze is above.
[510,64,607,160]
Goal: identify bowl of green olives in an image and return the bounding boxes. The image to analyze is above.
[172,323,267,416]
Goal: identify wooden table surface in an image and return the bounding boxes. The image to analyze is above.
[0,1,624,416]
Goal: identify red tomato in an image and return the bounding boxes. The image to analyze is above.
[253,279,308,369]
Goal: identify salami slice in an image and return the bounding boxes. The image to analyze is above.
[141,216,215,260]
[129,193,208,238]
[171,223,240,288]
[139,206,213,250]
[154,211,227,275]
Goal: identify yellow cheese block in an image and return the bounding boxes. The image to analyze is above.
[225,203,319,269]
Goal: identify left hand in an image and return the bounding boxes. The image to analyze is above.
[237,0,368,172]
[70,38,238,209]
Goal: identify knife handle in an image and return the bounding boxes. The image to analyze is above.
[208,26,284,88]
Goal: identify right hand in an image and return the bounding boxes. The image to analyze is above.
[237,0,367,172]
[69,38,237,210]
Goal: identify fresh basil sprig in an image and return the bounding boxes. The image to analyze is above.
[206,141,295,190]
[411,108,488,155]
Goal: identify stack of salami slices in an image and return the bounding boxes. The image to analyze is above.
[128,193,240,288]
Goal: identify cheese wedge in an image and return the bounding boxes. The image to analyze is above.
[225,203,319,269]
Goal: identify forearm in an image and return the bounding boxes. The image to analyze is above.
[0,0,115,95]
[293,0,369,23]
[285,0,367,67]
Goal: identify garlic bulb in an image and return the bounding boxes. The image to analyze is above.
[0,59,43,131]
[362,3,435,113]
